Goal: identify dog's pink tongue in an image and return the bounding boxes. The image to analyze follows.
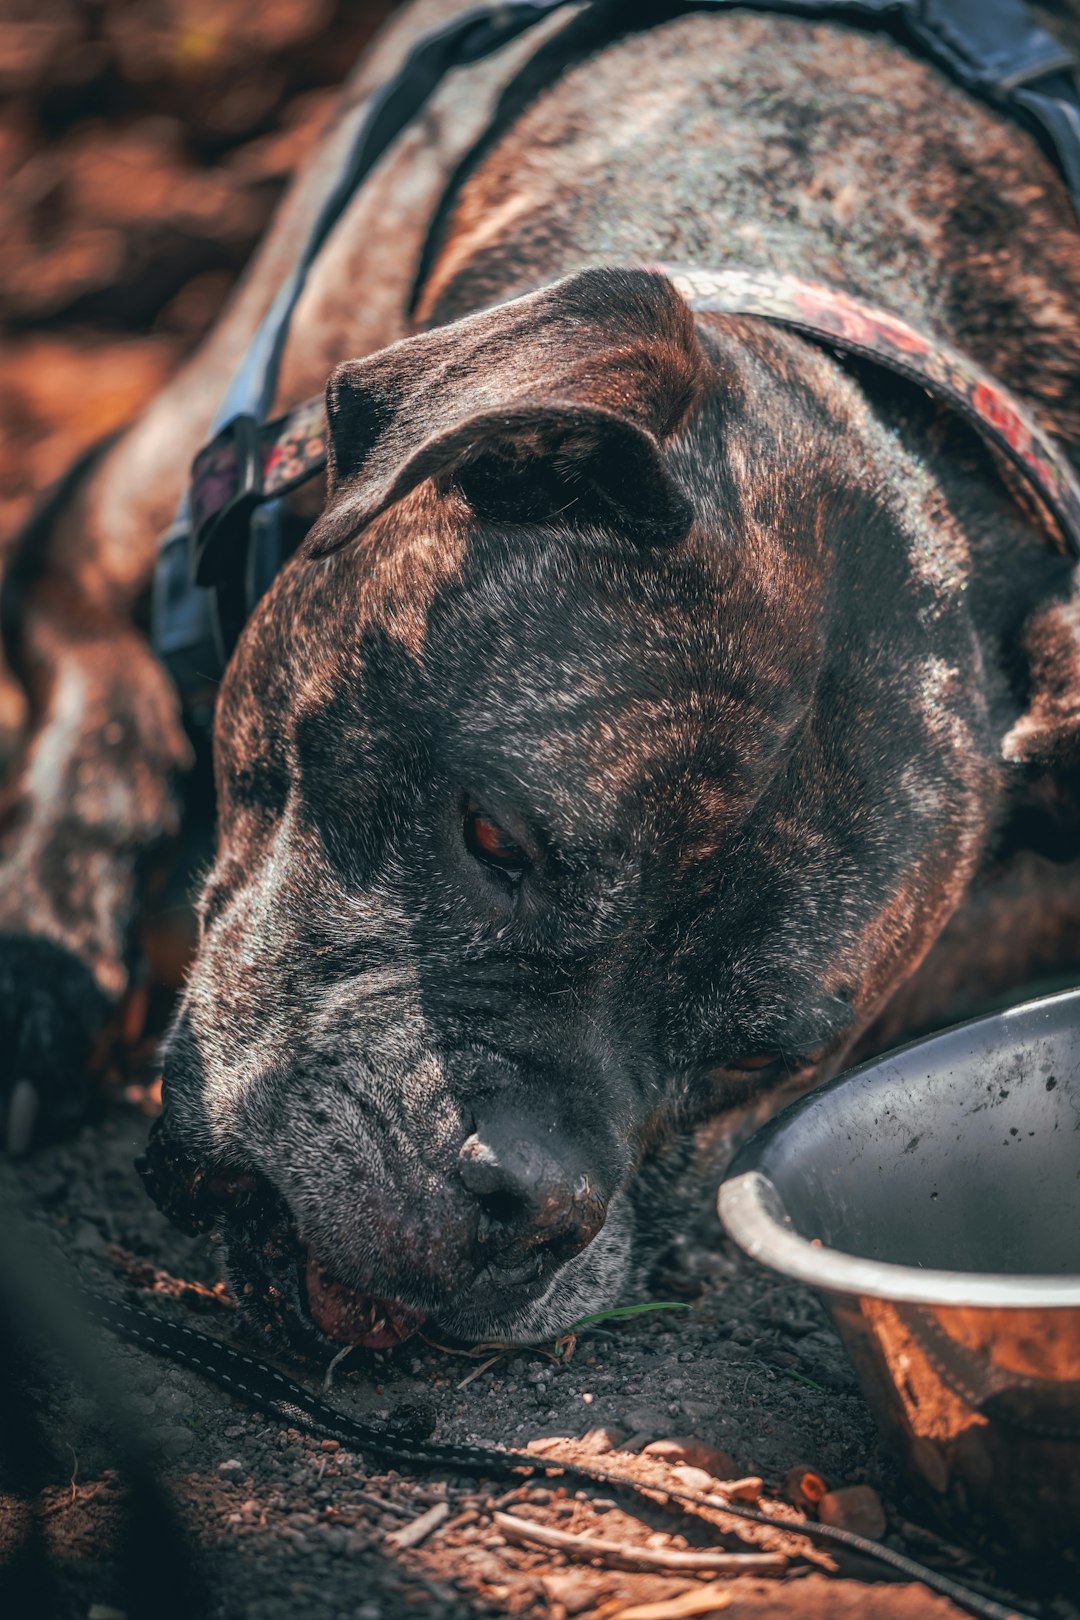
[305,1249,427,1348]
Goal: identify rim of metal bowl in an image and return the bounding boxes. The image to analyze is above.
[718,989,1080,1309]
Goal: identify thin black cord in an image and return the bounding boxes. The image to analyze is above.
[81,1289,1034,1620]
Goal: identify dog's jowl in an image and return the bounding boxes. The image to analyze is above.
[3,1,1080,1350]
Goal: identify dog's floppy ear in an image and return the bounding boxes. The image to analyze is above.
[308,268,707,557]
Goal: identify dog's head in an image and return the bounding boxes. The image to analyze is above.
[150,267,1061,1350]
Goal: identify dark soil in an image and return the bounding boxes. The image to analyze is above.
[3,1093,1077,1620]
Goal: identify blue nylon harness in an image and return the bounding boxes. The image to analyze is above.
[151,0,1080,699]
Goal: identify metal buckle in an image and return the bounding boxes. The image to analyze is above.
[190,413,262,587]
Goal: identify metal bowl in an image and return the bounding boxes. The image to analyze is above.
[718,988,1080,1554]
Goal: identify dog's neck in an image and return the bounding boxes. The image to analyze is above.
[410,12,1080,442]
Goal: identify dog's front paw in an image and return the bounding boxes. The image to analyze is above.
[0,936,112,1154]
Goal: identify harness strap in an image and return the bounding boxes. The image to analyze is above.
[188,266,1080,577]
[155,1,587,677]
[155,0,1080,687]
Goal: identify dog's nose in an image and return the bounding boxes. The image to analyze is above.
[458,1118,606,1262]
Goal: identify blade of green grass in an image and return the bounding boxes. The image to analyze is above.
[778,1366,825,1392]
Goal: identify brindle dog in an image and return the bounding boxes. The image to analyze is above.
[3,0,1080,1349]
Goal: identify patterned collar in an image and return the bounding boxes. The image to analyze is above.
[188,265,1080,595]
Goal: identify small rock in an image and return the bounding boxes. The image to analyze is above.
[642,1439,738,1478]
[817,1485,886,1539]
[526,1436,569,1456]
[775,1315,817,1338]
[671,1465,716,1494]
[680,1400,725,1424]
[578,1426,624,1455]
[784,1464,828,1511]
[621,1406,674,1436]
[218,1459,246,1482]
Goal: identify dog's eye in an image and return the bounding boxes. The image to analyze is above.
[726,1053,781,1072]
[464,801,528,875]
[725,1045,832,1075]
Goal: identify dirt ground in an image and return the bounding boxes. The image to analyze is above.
[0,0,394,741]
[3,5,1079,1619]
[3,1091,1078,1620]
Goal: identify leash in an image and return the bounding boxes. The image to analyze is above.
[152,0,1080,689]
[81,1287,1035,1620]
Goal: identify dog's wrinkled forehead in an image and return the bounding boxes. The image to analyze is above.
[213,265,997,1030]
[218,270,832,830]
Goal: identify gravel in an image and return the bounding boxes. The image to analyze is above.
[2,1098,1076,1620]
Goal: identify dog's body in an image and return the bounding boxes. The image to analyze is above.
[3,1,1080,1346]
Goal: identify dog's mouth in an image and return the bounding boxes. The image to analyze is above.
[303,1249,428,1348]
[138,1120,430,1352]
[138,1119,568,1352]
[222,1182,433,1353]
[208,1177,432,1353]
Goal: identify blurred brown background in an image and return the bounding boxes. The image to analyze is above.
[0,0,397,549]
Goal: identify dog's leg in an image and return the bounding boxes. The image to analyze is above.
[0,574,192,1150]
[0,0,541,1152]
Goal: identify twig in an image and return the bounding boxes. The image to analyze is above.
[457,1352,505,1390]
[493,1512,788,1575]
[433,1507,478,1540]
[606,1586,734,1620]
[710,1477,762,1503]
[419,1333,516,1357]
[419,1331,567,1365]
[492,1483,534,1510]
[323,1344,353,1390]
[349,1489,414,1520]
[386,1500,450,1549]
